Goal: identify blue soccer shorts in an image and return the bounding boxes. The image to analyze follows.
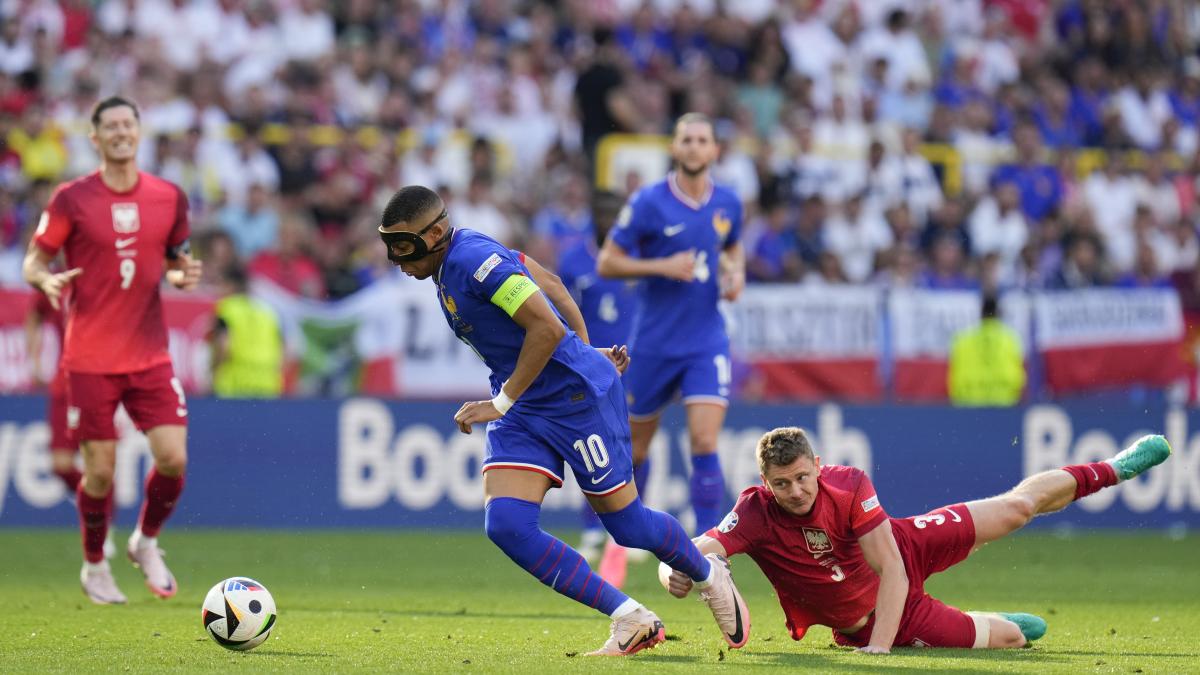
[482,380,634,497]
[623,349,732,420]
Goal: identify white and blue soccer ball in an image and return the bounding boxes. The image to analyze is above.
[201,577,277,651]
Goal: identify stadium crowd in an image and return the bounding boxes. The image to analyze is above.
[1,0,1199,304]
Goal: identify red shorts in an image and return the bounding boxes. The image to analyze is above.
[834,503,979,649]
[67,362,188,441]
[47,385,77,451]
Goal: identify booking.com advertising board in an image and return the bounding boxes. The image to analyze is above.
[0,397,1197,530]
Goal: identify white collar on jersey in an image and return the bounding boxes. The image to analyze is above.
[667,171,714,211]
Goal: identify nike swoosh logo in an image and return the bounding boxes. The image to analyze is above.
[946,507,962,523]
[590,469,614,485]
[725,588,745,645]
[617,622,661,652]
[664,224,685,236]
[1089,467,1099,481]
[115,237,137,248]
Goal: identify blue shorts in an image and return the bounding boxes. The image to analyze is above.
[482,381,634,497]
[624,350,731,419]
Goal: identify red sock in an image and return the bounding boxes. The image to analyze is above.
[77,484,110,564]
[138,469,184,537]
[1063,462,1118,501]
[55,467,83,492]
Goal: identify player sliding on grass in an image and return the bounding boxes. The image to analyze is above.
[378,185,750,656]
[662,426,1172,653]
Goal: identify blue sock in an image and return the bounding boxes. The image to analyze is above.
[486,497,628,615]
[690,453,726,533]
[598,497,711,582]
[581,503,602,533]
[632,459,651,498]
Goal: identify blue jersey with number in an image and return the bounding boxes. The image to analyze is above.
[608,173,742,357]
[556,241,638,350]
[435,229,616,409]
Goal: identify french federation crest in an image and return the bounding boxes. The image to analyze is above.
[802,527,832,554]
[111,203,140,233]
[711,209,731,238]
[441,291,458,316]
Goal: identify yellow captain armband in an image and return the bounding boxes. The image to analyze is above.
[490,274,540,316]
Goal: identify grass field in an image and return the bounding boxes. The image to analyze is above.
[0,529,1197,673]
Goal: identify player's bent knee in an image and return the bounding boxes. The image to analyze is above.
[50,452,76,472]
[483,497,539,555]
[155,452,187,477]
[83,470,114,494]
[989,619,1026,648]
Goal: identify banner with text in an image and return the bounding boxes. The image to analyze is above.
[729,285,882,400]
[2,397,1196,529]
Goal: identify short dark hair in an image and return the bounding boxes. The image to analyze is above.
[981,294,999,319]
[757,427,815,473]
[90,95,139,128]
[381,185,443,230]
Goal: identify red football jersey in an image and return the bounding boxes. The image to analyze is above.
[33,171,189,374]
[709,465,889,640]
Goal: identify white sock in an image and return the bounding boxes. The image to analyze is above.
[129,529,157,550]
[1102,458,1124,481]
[610,598,641,619]
[84,559,109,574]
[693,560,717,590]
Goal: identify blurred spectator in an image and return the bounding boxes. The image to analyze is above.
[1048,232,1106,289]
[823,192,893,283]
[210,263,283,398]
[991,121,1062,222]
[968,181,1028,284]
[745,200,802,283]
[7,103,66,181]
[248,212,326,299]
[573,28,637,163]
[919,233,976,290]
[529,171,592,265]
[217,182,280,259]
[947,294,1025,406]
[452,172,514,246]
[1115,241,1171,289]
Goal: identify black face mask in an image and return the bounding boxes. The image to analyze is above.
[379,209,451,264]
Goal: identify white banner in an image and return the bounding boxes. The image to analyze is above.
[252,277,491,398]
[729,285,880,359]
[889,289,1031,359]
[1035,289,1184,350]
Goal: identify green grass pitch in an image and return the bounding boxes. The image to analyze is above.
[0,529,1197,673]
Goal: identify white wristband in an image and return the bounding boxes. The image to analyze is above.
[492,388,515,415]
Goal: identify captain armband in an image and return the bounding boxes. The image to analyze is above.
[489,274,539,317]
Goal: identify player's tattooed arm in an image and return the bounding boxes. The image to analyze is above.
[597,239,696,282]
[22,244,81,311]
[858,520,908,654]
[664,536,728,598]
[521,253,590,344]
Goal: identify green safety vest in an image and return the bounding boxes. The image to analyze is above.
[947,319,1026,407]
[213,295,283,398]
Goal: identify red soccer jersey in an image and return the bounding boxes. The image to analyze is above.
[709,465,889,640]
[33,171,189,374]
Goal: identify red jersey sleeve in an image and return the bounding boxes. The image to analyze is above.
[168,184,190,248]
[33,185,73,256]
[849,471,888,537]
[706,487,767,556]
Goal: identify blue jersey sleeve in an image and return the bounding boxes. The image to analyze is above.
[461,241,531,302]
[608,189,653,254]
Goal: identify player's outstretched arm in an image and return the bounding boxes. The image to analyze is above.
[597,239,696,282]
[453,286,565,434]
[662,535,728,598]
[858,521,908,654]
[22,244,80,311]
[521,253,590,344]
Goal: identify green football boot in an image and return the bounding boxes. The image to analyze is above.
[1110,434,1172,481]
[999,613,1047,643]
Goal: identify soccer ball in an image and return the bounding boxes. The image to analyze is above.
[201,577,277,651]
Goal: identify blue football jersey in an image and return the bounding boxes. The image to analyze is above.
[556,241,638,350]
[436,229,616,408]
[608,173,742,357]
